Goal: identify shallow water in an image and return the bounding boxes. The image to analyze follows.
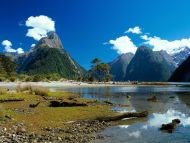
[51,85,190,143]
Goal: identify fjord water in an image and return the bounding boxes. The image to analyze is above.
[52,85,190,143]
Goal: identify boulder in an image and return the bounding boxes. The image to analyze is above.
[147,96,158,102]
[160,119,181,133]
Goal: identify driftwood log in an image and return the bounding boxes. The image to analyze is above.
[49,100,87,107]
[0,98,24,103]
[147,96,158,102]
[29,102,40,108]
[96,111,148,122]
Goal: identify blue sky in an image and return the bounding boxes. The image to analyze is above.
[1,0,190,69]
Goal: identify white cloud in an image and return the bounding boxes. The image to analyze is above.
[126,26,142,34]
[17,48,24,54]
[2,40,12,47]
[119,125,129,129]
[148,109,190,128]
[1,40,24,54]
[25,15,55,41]
[140,35,148,40]
[128,131,141,138]
[109,36,137,54]
[141,34,190,54]
[31,44,36,47]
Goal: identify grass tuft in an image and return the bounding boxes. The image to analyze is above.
[0,87,7,95]
[16,85,49,96]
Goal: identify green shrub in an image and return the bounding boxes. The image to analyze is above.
[46,73,60,81]
[31,86,49,96]
[0,76,6,82]
[32,75,44,82]
[9,77,16,82]
[16,84,32,93]
[16,85,49,96]
[0,87,7,95]
[88,76,95,82]
[24,76,33,82]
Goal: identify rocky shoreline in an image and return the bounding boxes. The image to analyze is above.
[0,120,111,143]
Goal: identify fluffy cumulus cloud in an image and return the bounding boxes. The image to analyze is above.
[147,109,190,127]
[31,44,36,47]
[141,35,190,54]
[25,15,55,41]
[16,48,24,54]
[109,36,137,54]
[128,131,141,138]
[126,26,142,34]
[107,25,190,55]
[1,40,24,54]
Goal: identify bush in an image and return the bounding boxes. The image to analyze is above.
[31,86,49,96]
[0,87,7,95]
[16,84,49,96]
[105,74,112,82]
[46,73,60,81]
[9,77,16,82]
[24,76,33,82]
[16,84,32,93]
[0,76,6,82]
[32,74,49,82]
[88,76,95,82]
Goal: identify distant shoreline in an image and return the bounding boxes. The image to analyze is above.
[0,81,189,88]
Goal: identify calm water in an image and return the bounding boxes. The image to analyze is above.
[51,85,190,143]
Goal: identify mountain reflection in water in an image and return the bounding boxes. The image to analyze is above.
[51,85,190,143]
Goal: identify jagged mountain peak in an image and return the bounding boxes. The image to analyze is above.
[109,52,134,66]
[18,32,85,79]
[125,46,176,81]
[171,46,190,66]
[109,52,134,81]
[37,31,63,49]
[169,55,190,82]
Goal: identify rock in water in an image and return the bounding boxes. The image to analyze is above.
[160,119,181,133]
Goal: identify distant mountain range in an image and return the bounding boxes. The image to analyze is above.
[125,46,176,81]
[169,54,190,82]
[109,53,134,81]
[171,47,190,66]
[1,31,190,82]
[17,32,85,79]
[109,46,190,82]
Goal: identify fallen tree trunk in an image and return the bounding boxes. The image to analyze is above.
[96,111,148,122]
[49,100,87,107]
[0,98,24,103]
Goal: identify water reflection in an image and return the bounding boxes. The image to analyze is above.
[95,109,190,143]
[53,85,190,143]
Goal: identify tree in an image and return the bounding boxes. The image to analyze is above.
[105,74,112,82]
[0,54,16,76]
[89,58,111,82]
[91,58,101,67]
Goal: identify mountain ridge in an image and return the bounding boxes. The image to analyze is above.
[124,46,176,81]
[18,32,85,79]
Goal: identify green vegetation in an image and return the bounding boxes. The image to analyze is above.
[87,58,112,82]
[0,86,114,133]
[0,54,17,81]
[16,85,49,96]
[18,47,85,79]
